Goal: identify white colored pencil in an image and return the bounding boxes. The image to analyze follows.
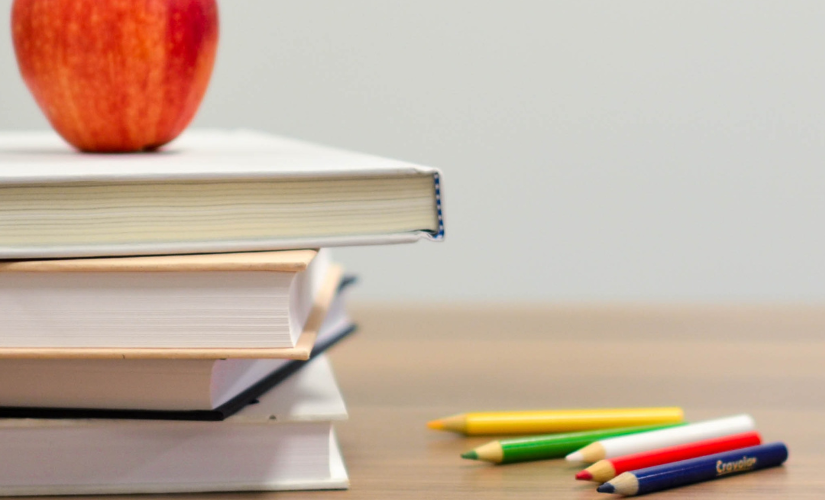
[565,414,756,462]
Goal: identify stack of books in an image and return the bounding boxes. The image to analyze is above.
[0,129,444,495]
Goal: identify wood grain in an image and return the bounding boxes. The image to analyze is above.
[323,305,825,500]
[13,304,825,499]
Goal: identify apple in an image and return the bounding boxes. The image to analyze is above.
[11,0,219,153]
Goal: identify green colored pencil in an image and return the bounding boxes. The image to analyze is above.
[461,423,687,464]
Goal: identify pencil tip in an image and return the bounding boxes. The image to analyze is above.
[597,483,615,494]
[566,451,584,462]
[575,470,592,481]
[461,451,478,460]
[427,419,445,431]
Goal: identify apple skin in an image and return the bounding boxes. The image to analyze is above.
[11,0,218,153]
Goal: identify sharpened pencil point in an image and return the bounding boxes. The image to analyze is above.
[575,470,592,481]
[461,451,478,460]
[597,483,615,494]
[566,451,584,462]
[427,419,445,431]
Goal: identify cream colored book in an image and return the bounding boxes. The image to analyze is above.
[0,129,444,259]
[0,281,354,414]
[0,355,349,496]
[0,249,342,358]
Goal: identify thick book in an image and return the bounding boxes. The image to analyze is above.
[0,355,349,496]
[0,276,356,420]
[0,129,445,259]
[0,250,342,358]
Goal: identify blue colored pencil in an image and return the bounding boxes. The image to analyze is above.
[597,442,788,496]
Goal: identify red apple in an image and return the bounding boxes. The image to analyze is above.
[11,0,218,153]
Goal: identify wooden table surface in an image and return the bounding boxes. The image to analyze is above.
[57,304,824,500]
[314,304,824,500]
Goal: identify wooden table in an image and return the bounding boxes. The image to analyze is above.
[304,305,823,499]
[63,305,822,500]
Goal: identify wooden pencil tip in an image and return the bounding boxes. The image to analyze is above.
[597,483,616,494]
[565,451,584,462]
[461,450,478,460]
[427,419,445,430]
[575,470,593,481]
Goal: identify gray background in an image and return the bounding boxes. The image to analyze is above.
[2,1,824,303]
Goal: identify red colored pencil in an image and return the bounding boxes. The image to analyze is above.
[576,431,762,483]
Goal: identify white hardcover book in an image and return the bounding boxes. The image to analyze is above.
[0,249,330,349]
[0,355,349,496]
[0,129,444,259]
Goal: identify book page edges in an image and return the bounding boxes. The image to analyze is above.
[0,232,434,260]
[0,249,317,273]
[0,265,342,360]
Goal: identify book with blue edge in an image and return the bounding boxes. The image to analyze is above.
[0,129,445,260]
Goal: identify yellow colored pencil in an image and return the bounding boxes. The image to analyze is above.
[427,407,684,436]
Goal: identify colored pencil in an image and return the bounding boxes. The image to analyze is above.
[597,442,788,495]
[576,431,762,482]
[566,414,755,462]
[426,407,684,436]
[462,423,686,464]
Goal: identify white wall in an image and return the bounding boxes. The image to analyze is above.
[2,1,825,302]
